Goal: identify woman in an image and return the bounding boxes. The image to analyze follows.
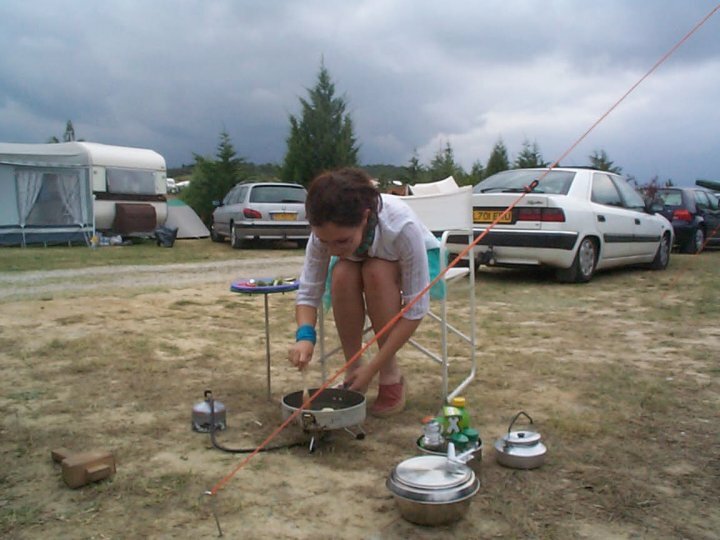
[288,167,439,417]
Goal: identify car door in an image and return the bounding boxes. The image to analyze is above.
[215,186,244,236]
[695,190,720,243]
[590,173,636,259]
[612,175,663,257]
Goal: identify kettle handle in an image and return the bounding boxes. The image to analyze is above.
[507,411,533,434]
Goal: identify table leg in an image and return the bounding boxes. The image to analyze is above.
[264,293,271,400]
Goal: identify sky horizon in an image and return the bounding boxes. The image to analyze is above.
[1,1,719,186]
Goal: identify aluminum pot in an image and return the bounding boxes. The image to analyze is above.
[386,454,480,526]
[281,388,365,432]
[494,411,546,469]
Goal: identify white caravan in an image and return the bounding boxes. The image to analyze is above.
[0,141,168,246]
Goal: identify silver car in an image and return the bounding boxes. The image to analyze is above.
[211,182,310,248]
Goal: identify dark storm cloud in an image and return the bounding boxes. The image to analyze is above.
[0,0,718,184]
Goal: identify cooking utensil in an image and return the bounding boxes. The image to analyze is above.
[494,411,547,469]
[301,369,310,405]
[386,444,480,526]
[281,387,366,452]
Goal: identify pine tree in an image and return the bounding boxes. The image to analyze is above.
[428,142,464,182]
[514,139,547,169]
[589,149,622,174]
[182,131,247,225]
[469,160,485,184]
[281,63,359,186]
[484,139,510,178]
[403,148,425,184]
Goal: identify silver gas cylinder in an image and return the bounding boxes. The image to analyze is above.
[192,390,227,433]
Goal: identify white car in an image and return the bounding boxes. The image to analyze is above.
[464,167,673,282]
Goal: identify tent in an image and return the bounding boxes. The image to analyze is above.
[0,143,94,246]
[163,199,210,239]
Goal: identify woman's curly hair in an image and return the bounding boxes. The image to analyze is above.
[305,167,382,227]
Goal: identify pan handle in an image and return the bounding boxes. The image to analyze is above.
[301,411,317,430]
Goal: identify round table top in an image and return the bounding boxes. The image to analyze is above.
[230,278,299,294]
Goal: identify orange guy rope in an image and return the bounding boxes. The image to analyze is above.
[206,2,720,500]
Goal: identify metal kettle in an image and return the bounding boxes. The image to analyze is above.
[494,411,546,469]
[192,390,227,433]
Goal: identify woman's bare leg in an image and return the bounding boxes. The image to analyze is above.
[331,259,366,380]
[362,258,402,385]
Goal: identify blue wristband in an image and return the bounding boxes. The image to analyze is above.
[295,324,317,345]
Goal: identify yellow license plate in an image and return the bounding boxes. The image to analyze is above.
[271,212,298,221]
[473,210,512,224]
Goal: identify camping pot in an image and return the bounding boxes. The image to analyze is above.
[494,411,546,469]
[192,390,227,433]
[386,453,480,526]
[281,388,365,432]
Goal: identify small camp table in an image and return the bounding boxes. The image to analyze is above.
[230,278,299,400]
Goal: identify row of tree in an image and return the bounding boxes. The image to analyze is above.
[48,64,661,225]
[179,64,638,223]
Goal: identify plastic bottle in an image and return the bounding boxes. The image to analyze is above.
[449,432,469,452]
[450,396,471,430]
[462,427,480,449]
[421,419,444,452]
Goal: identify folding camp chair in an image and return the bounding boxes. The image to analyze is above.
[399,185,477,400]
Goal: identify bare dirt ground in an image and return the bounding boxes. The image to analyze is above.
[0,252,718,539]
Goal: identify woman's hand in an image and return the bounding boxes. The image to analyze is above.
[345,363,373,394]
[288,340,314,370]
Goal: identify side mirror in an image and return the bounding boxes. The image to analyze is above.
[212,200,222,208]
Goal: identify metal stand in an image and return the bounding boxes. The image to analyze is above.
[230,279,299,401]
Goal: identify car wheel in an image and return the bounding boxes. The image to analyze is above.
[649,232,671,270]
[691,227,705,254]
[556,237,597,283]
[230,223,244,249]
[210,224,223,243]
[681,227,704,254]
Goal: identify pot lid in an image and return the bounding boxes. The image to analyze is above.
[503,429,541,446]
[393,455,471,489]
[387,455,479,503]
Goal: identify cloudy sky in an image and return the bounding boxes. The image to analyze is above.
[1,1,718,185]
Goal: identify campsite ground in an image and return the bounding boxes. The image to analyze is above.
[0,244,718,539]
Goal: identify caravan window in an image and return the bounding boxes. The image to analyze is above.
[106,167,157,195]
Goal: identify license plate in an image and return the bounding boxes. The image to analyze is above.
[271,212,298,221]
[473,210,512,224]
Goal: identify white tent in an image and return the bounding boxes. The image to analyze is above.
[164,199,210,239]
[0,143,94,246]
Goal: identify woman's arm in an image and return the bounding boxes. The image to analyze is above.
[289,304,318,370]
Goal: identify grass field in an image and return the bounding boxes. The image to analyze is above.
[0,238,303,272]
[0,246,718,539]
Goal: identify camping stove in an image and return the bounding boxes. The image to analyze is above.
[281,388,366,452]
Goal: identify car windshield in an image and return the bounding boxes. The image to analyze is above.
[473,170,575,195]
[249,185,306,203]
[655,189,683,207]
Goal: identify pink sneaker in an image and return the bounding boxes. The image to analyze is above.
[369,377,406,418]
